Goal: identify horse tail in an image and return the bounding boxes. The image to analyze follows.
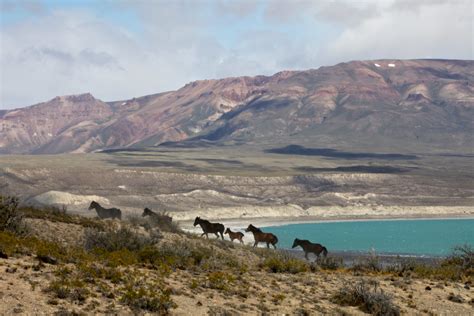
[272,234,278,245]
[322,247,328,257]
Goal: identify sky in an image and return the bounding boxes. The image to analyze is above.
[0,0,472,109]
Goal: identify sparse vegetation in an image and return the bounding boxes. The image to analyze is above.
[261,252,309,274]
[84,227,159,252]
[0,196,27,235]
[19,204,104,230]
[351,250,381,273]
[332,280,400,316]
[120,277,175,313]
[0,196,472,315]
[206,271,236,291]
[317,256,344,270]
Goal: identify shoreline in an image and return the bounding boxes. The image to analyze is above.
[178,213,473,260]
[177,212,474,231]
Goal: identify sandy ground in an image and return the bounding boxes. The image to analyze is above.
[1,218,473,315]
[1,254,473,315]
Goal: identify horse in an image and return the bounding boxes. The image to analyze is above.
[88,201,122,220]
[142,207,172,224]
[245,224,278,249]
[292,238,328,261]
[193,217,225,240]
[224,228,244,244]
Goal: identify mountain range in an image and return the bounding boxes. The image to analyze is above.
[1,59,472,154]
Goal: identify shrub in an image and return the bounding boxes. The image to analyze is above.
[84,227,158,252]
[120,278,175,313]
[0,196,27,235]
[390,245,474,281]
[261,252,309,273]
[206,271,236,290]
[150,240,213,269]
[351,251,381,273]
[317,256,343,270]
[20,204,105,230]
[332,280,400,316]
[46,277,90,302]
[449,244,473,273]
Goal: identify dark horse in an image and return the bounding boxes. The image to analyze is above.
[224,228,244,244]
[88,201,121,220]
[245,224,278,249]
[292,238,328,261]
[142,207,172,224]
[193,217,225,240]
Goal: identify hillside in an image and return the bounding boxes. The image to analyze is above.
[1,59,473,154]
[0,200,473,315]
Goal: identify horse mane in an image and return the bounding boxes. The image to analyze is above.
[200,218,211,224]
[248,224,262,232]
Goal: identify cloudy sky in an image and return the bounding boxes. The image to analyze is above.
[0,0,472,109]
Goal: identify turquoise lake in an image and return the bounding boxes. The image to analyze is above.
[262,218,474,256]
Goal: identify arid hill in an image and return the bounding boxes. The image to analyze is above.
[1,59,472,154]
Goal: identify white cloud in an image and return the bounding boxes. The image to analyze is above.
[320,0,473,63]
[0,0,472,109]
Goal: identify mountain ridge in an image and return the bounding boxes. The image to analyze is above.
[1,59,473,154]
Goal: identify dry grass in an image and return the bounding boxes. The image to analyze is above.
[332,280,400,316]
[1,196,473,315]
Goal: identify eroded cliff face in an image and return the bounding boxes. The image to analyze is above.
[1,59,473,154]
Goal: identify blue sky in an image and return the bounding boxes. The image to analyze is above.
[1,0,472,109]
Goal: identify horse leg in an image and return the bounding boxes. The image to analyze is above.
[215,232,219,239]
[253,241,257,247]
[304,252,309,260]
[266,242,270,248]
[220,232,224,240]
[272,243,277,249]
[201,232,206,238]
[239,239,243,244]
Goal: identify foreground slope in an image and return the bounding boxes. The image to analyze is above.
[1,203,472,315]
[0,59,472,154]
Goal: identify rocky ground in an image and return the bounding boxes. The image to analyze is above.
[1,210,473,315]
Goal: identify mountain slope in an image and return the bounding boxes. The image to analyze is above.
[0,59,472,154]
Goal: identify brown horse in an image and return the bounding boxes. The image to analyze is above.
[245,224,278,249]
[193,217,225,240]
[224,228,244,244]
[292,238,328,261]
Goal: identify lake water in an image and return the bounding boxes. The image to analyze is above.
[262,218,474,256]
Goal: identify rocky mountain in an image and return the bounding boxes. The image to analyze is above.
[1,59,473,154]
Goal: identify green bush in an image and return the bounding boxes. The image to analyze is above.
[261,252,309,273]
[332,280,400,316]
[0,196,27,235]
[206,271,236,290]
[386,245,474,281]
[120,278,175,313]
[351,251,381,273]
[84,227,159,252]
[46,277,90,303]
[317,256,343,270]
[20,204,104,230]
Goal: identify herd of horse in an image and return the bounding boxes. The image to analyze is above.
[88,201,328,261]
[192,217,328,259]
